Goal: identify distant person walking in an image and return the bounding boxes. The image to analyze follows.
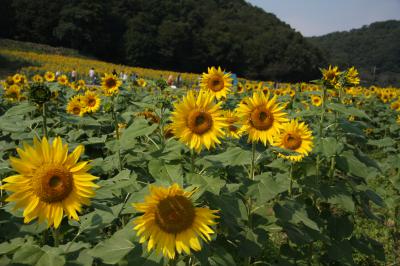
[71,69,77,82]
[112,69,117,76]
[167,75,174,86]
[176,74,182,87]
[89,68,95,84]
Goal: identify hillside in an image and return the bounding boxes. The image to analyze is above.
[308,20,400,86]
[1,0,325,82]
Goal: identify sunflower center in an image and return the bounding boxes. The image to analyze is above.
[187,110,213,135]
[88,98,96,107]
[229,125,238,132]
[32,164,73,203]
[250,107,274,130]
[208,76,224,92]
[72,106,81,115]
[155,195,195,234]
[283,133,302,150]
[105,78,116,88]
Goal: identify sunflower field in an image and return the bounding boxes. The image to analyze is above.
[1,64,400,266]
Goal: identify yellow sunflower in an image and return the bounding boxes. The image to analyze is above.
[237,82,244,94]
[321,65,341,87]
[236,92,288,145]
[1,137,99,228]
[44,71,56,82]
[390,100,400,111]
[4,85,21,102]
[58,75,68,86]
[82,91,101,113]
[12,74,22,84]
[170,90,227,153]
[345,67,360,86]
[67,96,85,116]
[223,110,242,139]
[200,66,232,100]
[32,74,44,83]
[137,78,147,87]
[101,74,122,96]
[274,120,313,162]
[397,115,400,125]
[133,183,218,259]
[311,95,322,107]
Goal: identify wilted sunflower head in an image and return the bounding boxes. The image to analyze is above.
[29,83,51,105]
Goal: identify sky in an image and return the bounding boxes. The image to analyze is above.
[247,0,400,37]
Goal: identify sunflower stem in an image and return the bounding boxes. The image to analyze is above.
[250,142,256,180]
[42,103,48,138]
[289,162,294,198]
[111,96,123,171]
[51,227,60,247]
[190,149,196,173]
[316,84,327,182]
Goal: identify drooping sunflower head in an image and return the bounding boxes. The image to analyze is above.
[310,95,322,107]
[28,83,52,105]
[345,67,360,86]
[274,119,314,162]
[101,74,122,96]
[82,91,101,113]
[170,90,227,153]
[200,66,232,100]
[1,137,99,228]
[44,71,55,82]
[236,92,288,145]
[133,183,219,259]
[57,75,68,86]
[67,96,86,116]
[4,85,21,102]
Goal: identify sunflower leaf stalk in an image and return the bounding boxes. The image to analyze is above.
[42,103,48,138]
[111,95,123,171]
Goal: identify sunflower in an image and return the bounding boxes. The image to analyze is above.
[4,85,21,102]
[237,82,244,94]
[58,75,68,86]
[67,96,85,116]
[274,120,313,162]
[236,92,288,145]
[321,65,341,87]
[390,100,400,111]
[200,66,232,100]
[136,111,160,124]
[82,91,101,113]
[1,137,99,228]
[137,78,147,87]
[102,74,122,96]
[44,71,55,82]
[133,183,218,259]
[397,115,400,125]
[223,110,242,139]
[32,74,44,83]
[170,90,227,153]
[345,67,360,86]
[311,95,322,107]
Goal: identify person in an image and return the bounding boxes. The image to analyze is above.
[89,68,95,84]
[112,69,117,76]
[55,70,61,78]
[122,72,128,82]
[167,74,174,86]
[71,69,77,82]
[130,72,137,83]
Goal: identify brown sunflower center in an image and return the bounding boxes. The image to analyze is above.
[229,125,238,132]
[32,164,73,203]
[72,106,81,115]
[105,78,117,88]
[187,110,213,135]
[208,76,224,92]
[87,98,96,107]
[283,133,302,150]
[250,107,274,130]
[155,195,195,234]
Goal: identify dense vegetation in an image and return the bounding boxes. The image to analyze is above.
[309,20,400,86]
[0,0,325,82]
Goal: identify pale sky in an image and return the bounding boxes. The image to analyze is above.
[247,0,400,36]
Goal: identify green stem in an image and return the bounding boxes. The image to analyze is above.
[42,103,48,138]
[51,227,60,247]
[289,162,294,198]
[190,150,196,173]
[111,97,123,171]
[250,142,256,180]
[316,85,327,180]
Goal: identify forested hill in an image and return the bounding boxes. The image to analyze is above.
[1,0,325,82]
[308,20,400,86]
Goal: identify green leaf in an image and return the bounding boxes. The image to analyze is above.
[186,173,226,196]
[336,150,369,178]
[148,160,183,186]
[274,201,320,232]
[319,183,355,212]
[367,137,396,147]
[249,173,289,205]
[327,103,370,120]
[36,246,65,266]
[0,238,25,255]
[319,137,344,157]
[3,102,36,117]
[12,244,44,264]
[120,118,158,147]
[89,225,136,264]
[199,147,252,167]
